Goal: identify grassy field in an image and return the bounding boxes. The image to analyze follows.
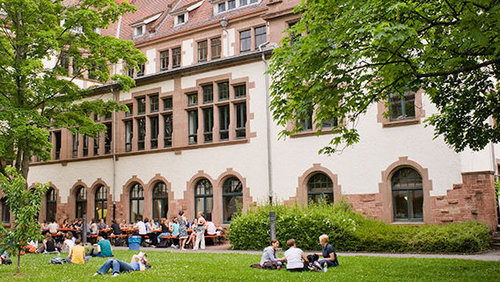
[0,250,499,281]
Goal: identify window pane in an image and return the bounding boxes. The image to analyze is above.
[124,120,133,152]
[72,133,79,158]
[164,114,173,147]
[198,40,208,62]
[218,82,229,101]
[235,103,246,138]
[234,85,246,98]
[211,37,221,59]
[409,189,423,219]
[160,50,169,71]
[1,198,10,223]
[218,2,226,12]
[224,195,242,222]
[203,107,213,143]
[228,0,236,9]
[150,95,159,112]
[255,26,266,49]
[393,190,409,220]
[308,173,333,192]
[150,116,159,149]
[104,123,112,154]
[188,93,198,106]
[126,104,133,117]
[137,64,145,77]
[219,105,229,140]
[137,118,145,150]
[240,30,251,52]
[172,47,181,68]
[188,110,198,144]
[137,97,146,114]
[203,85,213,103]
[163,97,172,110]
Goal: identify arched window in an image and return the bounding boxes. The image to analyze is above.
[75,187,87,219]
[222,177,243,223]
[1,197,10,223]
[194,179,213,221]
[46,188,57,222]
[152,182,168,220]
[95,186,107,221]
[307,173,334,204]
[391,167,423,222]
[130,183,144,222]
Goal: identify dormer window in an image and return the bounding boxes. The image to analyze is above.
[178,14,185,25]
[174,12,188,26]
[134,25,145,37]
[218,3,226,13]
[215,0,260,14]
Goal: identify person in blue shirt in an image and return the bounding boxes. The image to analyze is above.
[313,234,339,272]
[94,252,150,277]
[0,250,9,265]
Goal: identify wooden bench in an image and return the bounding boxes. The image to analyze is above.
[205,234,226,245]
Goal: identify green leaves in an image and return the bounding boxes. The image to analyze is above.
[0,0,146,176]
[269,0,500,153]
[0,166,47,271]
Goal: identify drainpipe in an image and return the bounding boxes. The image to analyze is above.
[259,41,273,205]
[111,86,118,221]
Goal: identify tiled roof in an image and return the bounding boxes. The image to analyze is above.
[102,0,269,44]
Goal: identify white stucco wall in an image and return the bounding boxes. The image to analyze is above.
[182,39,194,66]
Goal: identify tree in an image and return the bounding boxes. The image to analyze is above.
[269,0,499,154]
[0,0,146,178]
[0,0,145,273]
[0,166,47,273]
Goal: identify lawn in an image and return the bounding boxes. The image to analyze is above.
[0,250,499,281]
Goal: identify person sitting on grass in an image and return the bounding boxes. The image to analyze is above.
[312,234,339,271]
[0,250,10,265]
[62,232,75,253]
[42,233,59,254]
[66,239,90,264]
[260,239,285,269]
[283,239,309,272]
[89,235,113,257]
[94,252,150,277]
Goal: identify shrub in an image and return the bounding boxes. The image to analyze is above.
[228,202,491,253]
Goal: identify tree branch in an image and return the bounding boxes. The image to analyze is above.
[415,58,500,78]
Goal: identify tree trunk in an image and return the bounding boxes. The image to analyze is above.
[16,249,21,273]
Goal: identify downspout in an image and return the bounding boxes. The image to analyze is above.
[259,41,273,205]
[111,86,117,222]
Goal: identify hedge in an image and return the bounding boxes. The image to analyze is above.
[228,202,491,253]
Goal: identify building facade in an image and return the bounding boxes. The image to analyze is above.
[1,0,498,229]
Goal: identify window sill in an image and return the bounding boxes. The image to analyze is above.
[290,129,333,139]
[382,118,420,128]
[392,221,424,225]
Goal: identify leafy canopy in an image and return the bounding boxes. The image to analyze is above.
[0,0,146,177]
[269,0,499,154]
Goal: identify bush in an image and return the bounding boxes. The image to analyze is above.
[228,202,491,253]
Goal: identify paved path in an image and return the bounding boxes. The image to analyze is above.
[114,245,500,262]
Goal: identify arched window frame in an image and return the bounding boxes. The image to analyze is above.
[391,167,423,222]
[75,187,87,219]
[152,182,168,220]
[194,179,213,221]
[222,177,243,223]
[307,172,334,205]
[129,183,144,222]
[46,188,57,222]
[94,185,107,221]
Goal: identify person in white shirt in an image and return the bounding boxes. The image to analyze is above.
[62,232,75,252]
[135,217,147,245]
[283,239,309,272]
[48,221,59,234]
[206,221,217,235]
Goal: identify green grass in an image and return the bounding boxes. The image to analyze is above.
[0,250,499,281]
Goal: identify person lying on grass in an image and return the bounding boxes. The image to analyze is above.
[94,252,150,277]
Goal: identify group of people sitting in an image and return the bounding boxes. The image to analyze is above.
[122,211,222,250]
[258,234,338,272]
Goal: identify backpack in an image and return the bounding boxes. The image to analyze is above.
[262,261,280,269]
[114,238,124,247]
[50,257,66,264]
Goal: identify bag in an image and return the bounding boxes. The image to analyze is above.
[50,257,66,264]
[250,263,262,268]
[157,238,170,248]
[262,261,279,269]
[114,238,124,247]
